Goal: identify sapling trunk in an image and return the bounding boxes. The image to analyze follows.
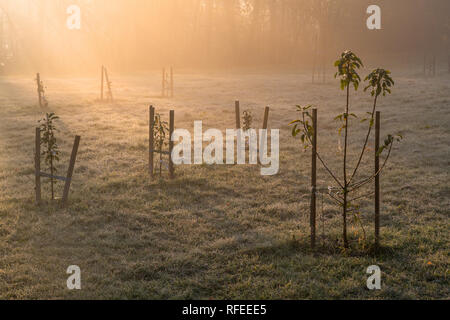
[343,83,350,248]
[46,114,55,200]
[153,113,168,179]
[50,151,54,200]
[159,135,163,177]
[39,113,60,202]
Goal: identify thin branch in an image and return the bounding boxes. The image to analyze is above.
[349,191,375,202]
[316,188,343,206]
[301,113,345,189]
[349,141,394,192]
[353,212,367,241]
[343,84,350,188]
[316,152,345,190]
[327,192,344,206]
[348,95,378,185]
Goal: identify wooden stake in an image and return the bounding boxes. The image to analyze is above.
[235,101,240,129]
[322,53,326,84]
[169,110,175,179]
[423,53,426,76]
[262,106,270,130]
[162,68,166,97]
[35,127,41,205]
[36,73,42,108]
[312,34,318,84]
[104,67,113,102]
[170,67,174,98]
[375,111,381,249]
[311,108,317,248]
[257,106,271,165]
[62,135,81,207]
[432,55,436,77]
[149,106,155,178]
[100,66,104,101]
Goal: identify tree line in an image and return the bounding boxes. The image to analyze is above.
[1,0,449,72]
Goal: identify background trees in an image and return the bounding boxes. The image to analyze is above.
[0,0,449,73]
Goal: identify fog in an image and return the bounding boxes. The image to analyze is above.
[0,0,449,74]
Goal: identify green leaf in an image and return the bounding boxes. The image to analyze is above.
[376,146,385,156]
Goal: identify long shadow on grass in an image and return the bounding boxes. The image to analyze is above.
[239,234,407,261]
[143,175,244,209]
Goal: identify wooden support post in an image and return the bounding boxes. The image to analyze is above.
[170,67,174,98]
[35,127,41,205]
[169,110,175,179]
[104,68,113,102]
[432,55,436,77]
[149,106,155,178]
[423,53,426,76]
[322,54,326,84]
[235,101,240,129]
[311,108,317,248]
[375,111,381,249]
[310,109,317,248]
[256,107,270,165]
[62,136,81,208]
[100,66,104,101]
[312,34,318,84]
[262,106,270,130]
[162,68,166,97]
[36,73,42,108]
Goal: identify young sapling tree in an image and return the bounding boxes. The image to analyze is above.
[39,113,60,200]
[153,113,169,177]
[290,50,402,249]
[242,110,253,132]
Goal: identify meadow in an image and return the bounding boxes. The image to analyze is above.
[0,67,448,299]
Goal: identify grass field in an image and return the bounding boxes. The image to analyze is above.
[0,68,448,299]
